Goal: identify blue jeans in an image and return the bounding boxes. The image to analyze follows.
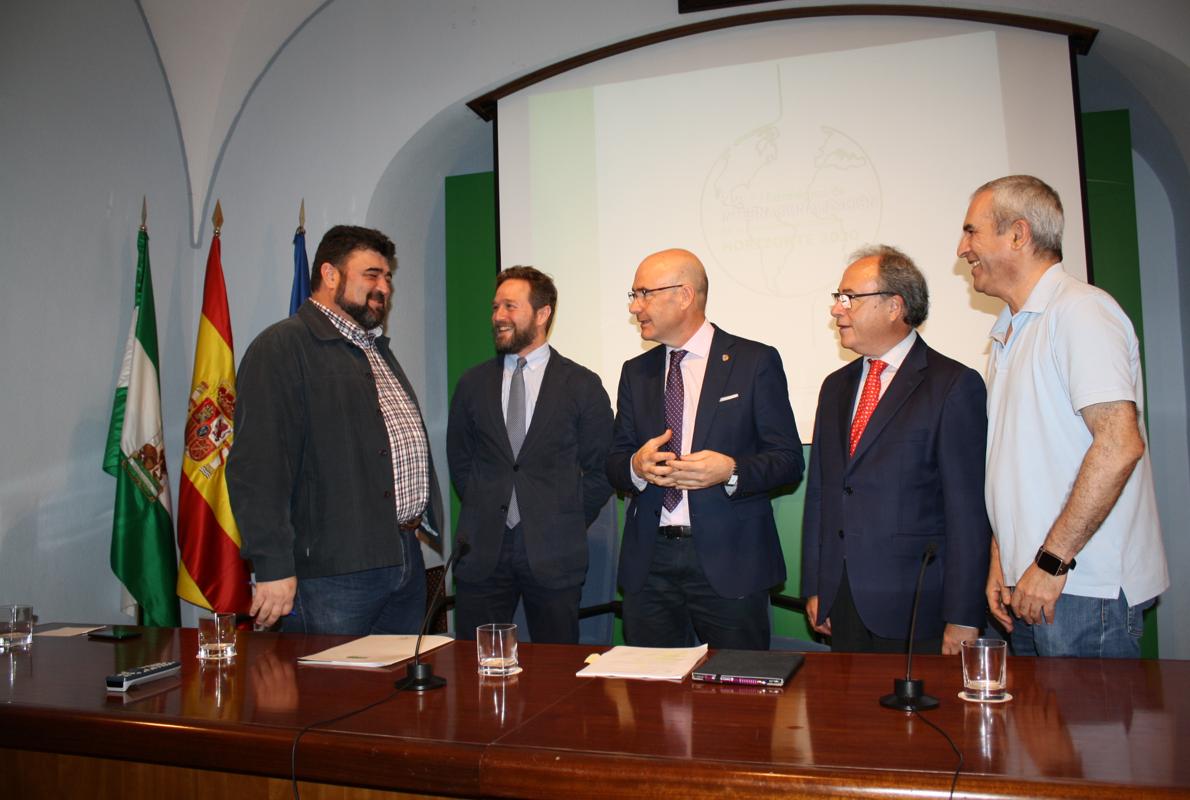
[1009,589,1150,658]
[282,530,426,635]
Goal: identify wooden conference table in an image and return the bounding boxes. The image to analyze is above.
[1,626,1188,799]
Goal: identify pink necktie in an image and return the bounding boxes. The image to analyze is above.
[849,359,888,456]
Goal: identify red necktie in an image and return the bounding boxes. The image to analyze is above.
[849,359,888,456]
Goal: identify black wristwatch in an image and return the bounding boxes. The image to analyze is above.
[1034,546,1076,576]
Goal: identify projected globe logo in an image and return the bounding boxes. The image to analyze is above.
[701,123,881,297]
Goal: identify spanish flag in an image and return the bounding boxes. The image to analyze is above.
[177,201,252,613]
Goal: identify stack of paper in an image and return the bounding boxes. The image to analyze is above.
[577,644,708,681]
[299,635,453,668]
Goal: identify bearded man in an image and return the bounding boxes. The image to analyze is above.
[228,225,444,635]
[447,266,613,643]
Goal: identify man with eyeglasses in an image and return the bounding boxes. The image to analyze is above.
[607,248,803,650]
[801,245,989,654]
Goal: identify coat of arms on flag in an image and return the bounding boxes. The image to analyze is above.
[184,379,236,475]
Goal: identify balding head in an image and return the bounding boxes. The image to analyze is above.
[629,248,709,346]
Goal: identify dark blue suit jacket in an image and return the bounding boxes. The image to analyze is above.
[447,348,614,590]
[607,326,804,598]
[801,336,990,640]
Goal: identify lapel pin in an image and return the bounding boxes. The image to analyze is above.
[722,354,730,362]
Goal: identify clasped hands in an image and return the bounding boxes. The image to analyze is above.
[631,429,734,490]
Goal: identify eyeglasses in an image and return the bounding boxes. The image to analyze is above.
[831,291,892,309]
[627,284,684,302]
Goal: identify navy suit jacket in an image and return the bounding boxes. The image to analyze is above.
[607,326,804,597]
[447,348,614,590]
[801,335,990,640]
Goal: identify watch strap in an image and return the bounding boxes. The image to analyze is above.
[1034,546,1076,576]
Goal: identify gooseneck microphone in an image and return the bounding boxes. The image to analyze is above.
[880,542,940,711]
[397,538,469,692]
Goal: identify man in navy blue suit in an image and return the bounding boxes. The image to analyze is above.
[801,245,989,654]
[607,248,803,650]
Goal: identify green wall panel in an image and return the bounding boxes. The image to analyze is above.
[445,171,498,529]
[1081,109,1158,658]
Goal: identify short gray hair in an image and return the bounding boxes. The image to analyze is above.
[973,175,1064,260]
[849,244,929,327]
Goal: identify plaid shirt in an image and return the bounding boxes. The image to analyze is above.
[313,300,430,525]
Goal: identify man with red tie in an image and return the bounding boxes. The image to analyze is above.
[801,245,990,654]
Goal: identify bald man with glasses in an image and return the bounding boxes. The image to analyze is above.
[607,248,804,650]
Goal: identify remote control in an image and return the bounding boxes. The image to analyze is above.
[105,661,182,692]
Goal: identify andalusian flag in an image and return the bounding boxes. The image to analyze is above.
[290,199,310,315]
[177,201,252,613]
[102,211,181,628]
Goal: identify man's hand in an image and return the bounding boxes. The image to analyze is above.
[942,623,978,655]
[667,450,735,490]
[631,429,679,487]
[804,595,832,636]
[986,539,1014,632]
[251,576,297,628]
[1009,564,1066,625]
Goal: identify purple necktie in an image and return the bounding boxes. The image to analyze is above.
[662,349,687,512]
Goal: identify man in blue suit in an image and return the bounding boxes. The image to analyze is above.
[448,266,614,644]
[802,245,990,654]
[607,248,803,650]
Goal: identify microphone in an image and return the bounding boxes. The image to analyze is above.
[880,542,940,712]
[397,538,469,692]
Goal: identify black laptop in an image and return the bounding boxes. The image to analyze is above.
[691,650,805,687]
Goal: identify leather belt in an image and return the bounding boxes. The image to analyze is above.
[399,516,422,532]
[658,525,693,539]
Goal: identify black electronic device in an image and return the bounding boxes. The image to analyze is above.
[692,650,804,687]
[879,542,941,712]
[396,539,470,692]
[105,661,182,692]
[88,626,143,641]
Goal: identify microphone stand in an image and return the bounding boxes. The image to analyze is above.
[397,539,469,692]
[880,543,940,711]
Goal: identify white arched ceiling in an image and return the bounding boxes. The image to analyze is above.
[139,0,327,242]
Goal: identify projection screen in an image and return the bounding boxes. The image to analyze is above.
[496,16,1087,434]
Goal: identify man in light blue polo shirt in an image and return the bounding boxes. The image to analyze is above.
[957,174,1168,658]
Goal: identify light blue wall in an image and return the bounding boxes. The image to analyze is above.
[0,1,191,621]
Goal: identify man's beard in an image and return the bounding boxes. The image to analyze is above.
[493,320,536,354]
[336,284,388,330]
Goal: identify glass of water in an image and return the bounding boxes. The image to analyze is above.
[197,611,237,660]
[961,638,1007,701]
[0,605,34,652]
[476,623,518,676]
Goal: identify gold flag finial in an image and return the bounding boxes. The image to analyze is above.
[212,200,224,236]
[140,195,147,231]
[298,198,305,234]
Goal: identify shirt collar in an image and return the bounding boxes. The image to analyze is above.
[504,342,551,370]
[989,263,1066,344]
[311,298,382,346]
[668,319,715,360]
[870,329,917,371]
